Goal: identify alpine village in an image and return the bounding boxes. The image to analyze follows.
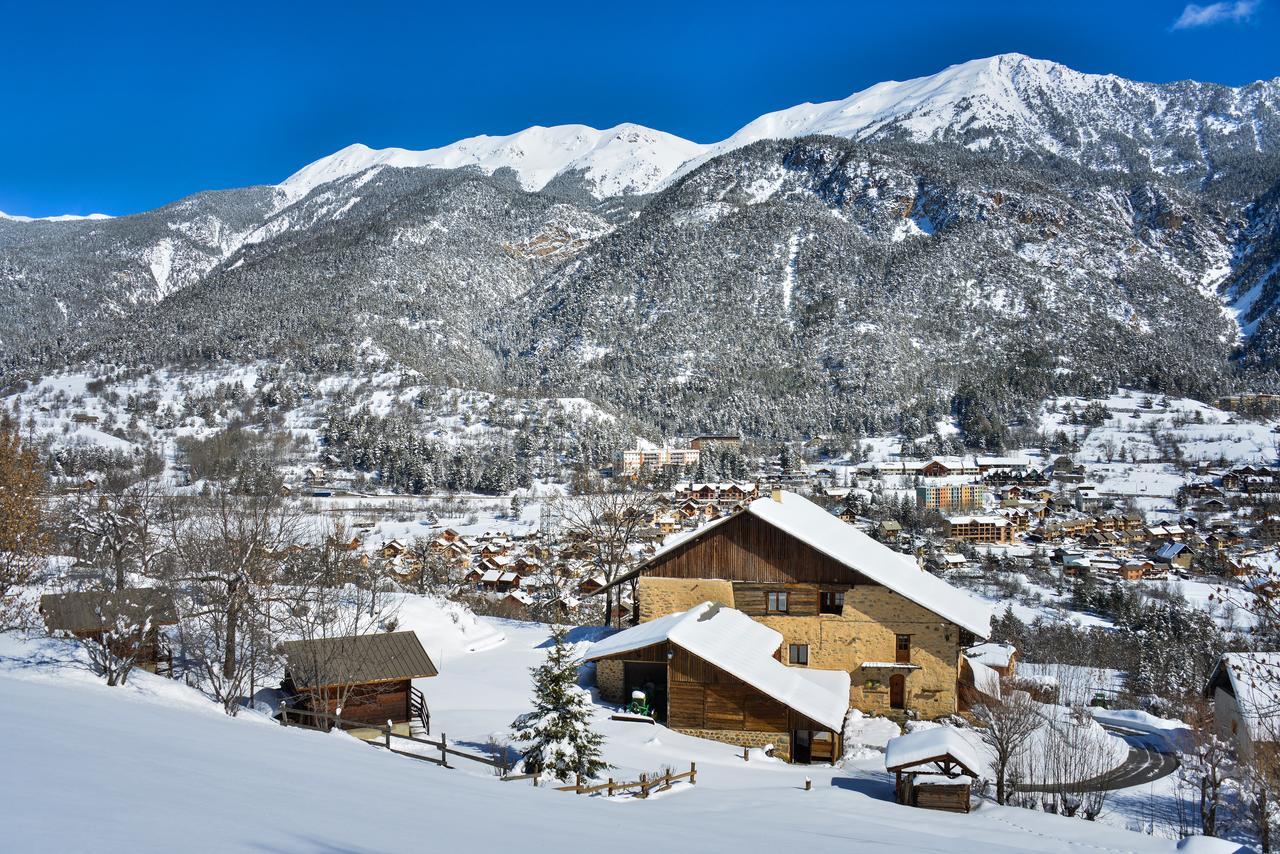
[5,9,1280,853]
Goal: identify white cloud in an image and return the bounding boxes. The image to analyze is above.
[1172,0,1261,29]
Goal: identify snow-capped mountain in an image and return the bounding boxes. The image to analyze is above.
[278,123,707,204]
[0,210,113,223]
[665,53,1280,193]
[279,54,1280,205]
[5,53,1280,436]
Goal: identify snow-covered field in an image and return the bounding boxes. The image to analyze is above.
[0,597,1236,853]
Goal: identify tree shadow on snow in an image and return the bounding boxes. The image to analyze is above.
[535,625,613,648]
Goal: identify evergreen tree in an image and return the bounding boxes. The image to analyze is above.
[510,624,607,781]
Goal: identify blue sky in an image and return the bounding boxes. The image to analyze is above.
[1,0,1277,217]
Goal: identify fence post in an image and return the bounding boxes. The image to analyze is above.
[607,778,615,797]
[639,773,648,799]
[439,732,449,768]
[278,701,288,726]
[805,777,812,791]
[532,774,539,788]
[690,762,697,785]
[743,747,749,762]
[385,719,392,749]
[575,773,582,794]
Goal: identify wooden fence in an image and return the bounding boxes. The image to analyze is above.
[504,763,696,798]
[278,702,511,774]
[278,702,696,797]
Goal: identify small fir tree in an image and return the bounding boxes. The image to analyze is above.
[511,624,607,782]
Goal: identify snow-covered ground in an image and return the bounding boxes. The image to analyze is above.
[0,597,1237,853]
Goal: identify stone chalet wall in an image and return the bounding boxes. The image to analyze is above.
[674,728,791,762]
[595,659,626,704]
[637,577,734,623]
[634,576,963,719]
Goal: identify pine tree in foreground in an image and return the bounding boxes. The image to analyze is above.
[511,624,607,782]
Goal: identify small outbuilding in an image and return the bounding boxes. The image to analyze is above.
[884,727,982,813]
[585,602,849,764]
[39,588,177,673]
[280,631,437,733]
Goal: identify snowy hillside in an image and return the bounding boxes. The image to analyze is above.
[0,624,1229,854]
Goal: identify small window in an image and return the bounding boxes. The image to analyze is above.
[820,590,845,615]
[767,591,789,613]
[789,644,809,665]
[895,634,911,664]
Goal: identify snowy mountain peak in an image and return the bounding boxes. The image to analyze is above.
[277,54,1280,205]
[661,53,1279,188]
[278,123,707,204]
[0,210,113,223]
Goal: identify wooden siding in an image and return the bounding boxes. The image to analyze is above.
[732,582,820,617]
[667,647,789,731]
[309,678,411,726]
[591,642,670,663]
[643,512,873,585]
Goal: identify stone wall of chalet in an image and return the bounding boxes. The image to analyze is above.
[636,577,963,719]
[636,577,735,622]
[673,727,791,762]
[595,660,626,704]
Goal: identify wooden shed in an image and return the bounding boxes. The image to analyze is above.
[39,588,177,673]
[585,603,848,763]
[884,727,981,813]
[280,631,437,732]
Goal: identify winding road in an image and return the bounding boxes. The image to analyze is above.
[1022,725,1179,793]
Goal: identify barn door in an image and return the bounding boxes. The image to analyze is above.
[889,674,906,710]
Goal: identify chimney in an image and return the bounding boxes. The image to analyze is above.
[771,486,783,503]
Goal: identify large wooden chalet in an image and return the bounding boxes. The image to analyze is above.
[596,490,992,743]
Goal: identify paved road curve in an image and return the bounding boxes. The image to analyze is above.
[1023,725,1179,793]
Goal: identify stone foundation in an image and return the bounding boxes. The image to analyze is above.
[674,727,791,762]
[595,660,625,704]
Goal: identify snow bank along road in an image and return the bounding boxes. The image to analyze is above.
[1024,726,1179,793]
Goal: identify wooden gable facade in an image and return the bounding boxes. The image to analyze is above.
[639,510,870,587]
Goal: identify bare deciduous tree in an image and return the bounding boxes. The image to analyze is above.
[0,418,46,632]
[165,489,304,714]
[973,687,1041,805]
[553,483,658,627]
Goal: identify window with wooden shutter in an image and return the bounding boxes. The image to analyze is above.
[895,634,911,664]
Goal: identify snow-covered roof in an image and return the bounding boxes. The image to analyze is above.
[1156,543,1187,560]
[638,492,991,637]
[946,515,1009,526]
[967,659,1002,700]
[584,603,850,730]
[884,726,986,775]
[480,569,501,582]
[1210,652,1280,742]
[965,642,1015,669]
[750,493,991,636]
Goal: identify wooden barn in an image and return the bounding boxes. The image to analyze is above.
[586,602,849,763]
[280,631,437,733]
[39,588,177,673]
[885,727,981,813]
